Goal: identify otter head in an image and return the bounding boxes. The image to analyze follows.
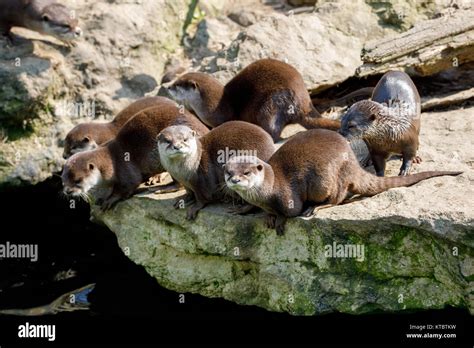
[61,152,101,197]
[63,124,99,159]
[340,100,381,141]
[224,156,266,193]
[167,73,202,106]
[26,2,82,41]
[157,125,198,160]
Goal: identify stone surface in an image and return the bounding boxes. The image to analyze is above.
[198,0,394,92]
[0,0,191,187]
[92,106,474,315]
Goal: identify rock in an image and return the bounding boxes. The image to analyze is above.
[0,0,192,187]
[188,17,241,62]
[288,0,317,6]
[365,0,465,31]
[198,0,395,92]
[92,106,474,315]
[227,10,258,27]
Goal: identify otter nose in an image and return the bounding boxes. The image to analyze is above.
[172,144,182,151]
[230,177,240,184]
[62,152,68,159]
[74,27,82,38]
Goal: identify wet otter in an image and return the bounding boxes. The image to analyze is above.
[157,121,275,220]
[62,99,209,210]
[167,58,340,141]
[340,71,421,176]
[63,96,164,159]
[224,129,461,235]
[0,0,82,42]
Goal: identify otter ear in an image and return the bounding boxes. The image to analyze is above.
[42,14,50,22]
[82,136,90,143]
[190,130,196,137]
[88,163,95,171]
[256,164,263,171]
[222,163,226,169]
[369,114,377,121]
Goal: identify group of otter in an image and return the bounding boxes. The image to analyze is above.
[61,58,461,235]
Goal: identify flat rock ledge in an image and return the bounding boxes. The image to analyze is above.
[92,108,474,315]
[91,172,473,315]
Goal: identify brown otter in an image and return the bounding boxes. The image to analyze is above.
[157,121,275,220]
[61,98,209,210]
[224,129,461,235]
[63,96,165,159]
[167,58,340,141]
[0,0,82,42]
[339,71,421,176]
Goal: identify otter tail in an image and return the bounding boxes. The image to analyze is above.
[299,108,341,131]
[351,169,462,196]
[312,87,375,112]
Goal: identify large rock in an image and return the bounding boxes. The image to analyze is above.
[198,0,395,92]
[0,0,191,187]
[92,106,474,315]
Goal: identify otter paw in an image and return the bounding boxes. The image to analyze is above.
[100,200,113,211]
[413,156,422,164]
[398,169,410,176]
[186,207,199,220]
[301,206,315,217]
[275,216,287,236]
[264,214,276,229]
[276,224,285,236]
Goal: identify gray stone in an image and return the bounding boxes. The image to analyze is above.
[0,0,192,187]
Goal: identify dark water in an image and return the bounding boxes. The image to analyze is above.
[0,177,471,344]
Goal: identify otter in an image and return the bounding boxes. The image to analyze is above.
[339,71,421,176]
[224,129,461,235]
[157,121,275,220]
[61,99,209,210]
[0,0,82,42]
[63,96,165,159]
[167,58,340,141]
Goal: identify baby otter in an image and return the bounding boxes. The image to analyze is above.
[340,71,421,176]
[167,58,340,141]
[62,99,209,210]
[224,129,461,235]
[157,121,275,220]
[63,96,165,159]
[0,0,82,42]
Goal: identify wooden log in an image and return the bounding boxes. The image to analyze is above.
[421,88,474,111]
[356,10,474,77]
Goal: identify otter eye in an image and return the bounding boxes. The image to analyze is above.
[42,14,50,22]
[244,171,251,176]
[74,179,81,185]
[183,138,189,142]
[348,125,356,129]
